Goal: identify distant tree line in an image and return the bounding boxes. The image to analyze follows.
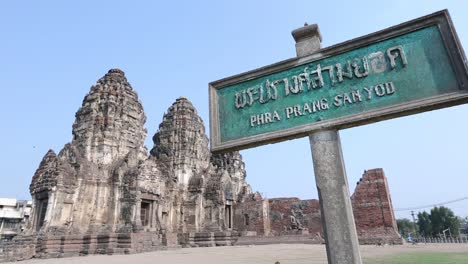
[397,206,466,238]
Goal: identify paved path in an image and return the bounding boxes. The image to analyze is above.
[12,243,468,264]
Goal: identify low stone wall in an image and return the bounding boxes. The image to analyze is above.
[235,234,324,246]
[268,198,322,236]
[0,232,171,262]
[0,235,37,262]
[358,234,404,245]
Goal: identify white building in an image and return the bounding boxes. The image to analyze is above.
[0,198,32,240]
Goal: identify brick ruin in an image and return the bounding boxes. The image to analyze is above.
[352,168,401,244]
[235,169,402,245]
[0,69,401,262]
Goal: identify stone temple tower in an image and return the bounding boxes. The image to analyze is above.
[151,97,210,186]
[72,68,147,164]
[148,97,251,233]
[29,69,149,234]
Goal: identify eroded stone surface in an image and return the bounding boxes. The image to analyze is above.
[73,68,147,165]
[151,97,210,186]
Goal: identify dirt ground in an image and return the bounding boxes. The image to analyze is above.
[12,243,468,264]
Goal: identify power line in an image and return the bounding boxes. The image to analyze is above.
[395,196,468,211]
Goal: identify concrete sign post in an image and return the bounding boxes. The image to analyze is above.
[310,130,362,263]
[293,24,362,263]
[209,10,468,264]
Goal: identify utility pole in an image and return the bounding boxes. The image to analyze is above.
[411,211,417,239]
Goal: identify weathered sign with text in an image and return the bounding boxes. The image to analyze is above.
[210,11,468,153]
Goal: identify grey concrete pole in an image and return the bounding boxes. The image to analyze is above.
[0,218,4,240]
[309,131,362,264]
[292,24,363,264]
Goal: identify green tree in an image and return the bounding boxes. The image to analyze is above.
[416,207,460,237]
[429,206,460,237]
[397,218,414,237]
[417,211,431,237]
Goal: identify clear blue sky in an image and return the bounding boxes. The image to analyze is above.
[1,1,467,220]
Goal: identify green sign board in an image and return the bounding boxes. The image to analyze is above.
[210,10,468,153]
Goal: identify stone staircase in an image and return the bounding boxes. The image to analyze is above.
[179,231,239,247]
